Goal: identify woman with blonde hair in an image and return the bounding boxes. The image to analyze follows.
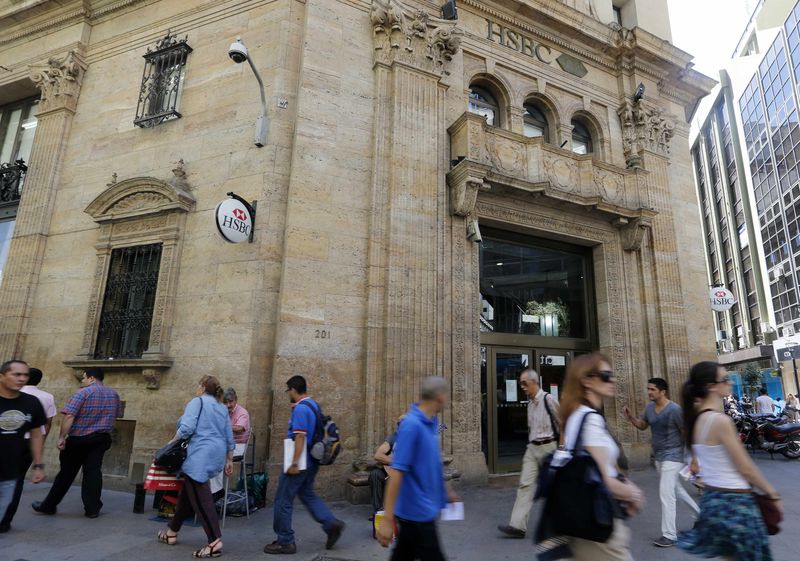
[157,375,234,558]
[557,352,644,561]
[678,361,780,561]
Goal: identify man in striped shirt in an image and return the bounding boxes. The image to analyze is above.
[32,367,120,518]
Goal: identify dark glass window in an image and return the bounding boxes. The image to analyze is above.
[571,119,592,154]
[479,234,591,339]
[468,86,499,126]
[522,102,549,141]
[94,244,162,359]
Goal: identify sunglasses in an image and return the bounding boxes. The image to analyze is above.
[587,370,616,383]
[713,375,731,384]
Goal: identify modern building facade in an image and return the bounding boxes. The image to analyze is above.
[690,0,800,393]
[0,0,713,496]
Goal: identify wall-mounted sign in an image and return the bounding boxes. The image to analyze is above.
[215,194,255,243]
[486,20,588,78]
[709,286,736,312]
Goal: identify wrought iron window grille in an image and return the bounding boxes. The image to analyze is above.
[94,243,163,359]
[0,159,26,207]
[134,32,192,128]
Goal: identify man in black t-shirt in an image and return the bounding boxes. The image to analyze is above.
[0,359,46,532]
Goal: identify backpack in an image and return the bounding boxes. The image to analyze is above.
[298,400,341,465]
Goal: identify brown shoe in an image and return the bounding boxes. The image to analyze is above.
[325,519,345,549]
[263,541,297,555]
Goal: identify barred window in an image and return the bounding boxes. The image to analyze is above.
[95,244,162,359]
[134,33,192,128]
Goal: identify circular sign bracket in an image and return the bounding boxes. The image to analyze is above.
[224,191,257,243]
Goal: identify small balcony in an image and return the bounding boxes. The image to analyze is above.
[0,159,26,209]
[447,112,655,222]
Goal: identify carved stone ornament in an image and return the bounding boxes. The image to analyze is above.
[613,216,652,252]
[449,174,489,217]
[618,98,676,168]
[543,154,578,192]
[85,175,195,223]
[29,50,87,114]
[371,0,463,76]
[609,23,636,50]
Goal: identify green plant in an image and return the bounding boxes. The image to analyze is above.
[525,298,570,335]
[741,362,763,399]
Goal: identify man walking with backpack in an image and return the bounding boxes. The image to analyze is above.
[264,375,345,555]
[497,368,559,538]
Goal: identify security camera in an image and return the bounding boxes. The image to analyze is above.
[466,218,482,243]
[228,39,249,64]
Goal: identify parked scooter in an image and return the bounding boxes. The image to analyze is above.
[737,414,800,459]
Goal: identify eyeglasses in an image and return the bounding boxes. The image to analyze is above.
[587,370,616,383]
[713,375,731,384]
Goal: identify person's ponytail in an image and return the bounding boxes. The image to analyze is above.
[683,361,721,445]
[199,375,223,401]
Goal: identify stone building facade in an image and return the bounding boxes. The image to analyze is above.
[0,0,715,495]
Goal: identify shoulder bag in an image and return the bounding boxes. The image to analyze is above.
[154,397,204,473]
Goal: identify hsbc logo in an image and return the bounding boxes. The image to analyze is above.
[709,286,735,312]
[215,196,255,244]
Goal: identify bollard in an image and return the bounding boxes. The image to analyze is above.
[134,483,146,513]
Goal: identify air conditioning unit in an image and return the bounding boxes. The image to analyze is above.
[717,329,728,341]
[784,325,796,337]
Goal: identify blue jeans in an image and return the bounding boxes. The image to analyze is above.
[0,479,16,520]
[273,462,335,544]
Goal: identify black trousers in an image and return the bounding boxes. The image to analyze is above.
[169,476,221,543]
[40,432,111,515]
[369,467,387,512]
[1,450,31,527]
[390,518,446,561]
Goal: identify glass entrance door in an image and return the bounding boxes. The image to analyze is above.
[537,349,570,402]
[487,347,533,473]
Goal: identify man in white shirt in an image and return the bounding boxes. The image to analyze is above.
[755,388,775,414]
[498,369,559,538]
[1,367,56,532]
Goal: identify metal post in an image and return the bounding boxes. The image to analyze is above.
[246,56,268,147]
[793,352,799,396]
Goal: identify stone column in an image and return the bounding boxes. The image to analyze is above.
[0,50,87,357]
[364,1,462,449]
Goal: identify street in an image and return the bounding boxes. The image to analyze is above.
[2,454,797,561]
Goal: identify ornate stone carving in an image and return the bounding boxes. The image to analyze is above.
[29,50,87,113]
[449,174,489,217]
[85,175,195,222]
[618,98,676,168]
[593,168,625,205]
[609,23,636,49]
[108,191,171,214]
[142,368,162,390]
[487,135,525,177]
[371,0,462,76]
[543,154,578,192]
[613,216,652,252]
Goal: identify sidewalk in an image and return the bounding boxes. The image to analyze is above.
[3,456,797,560]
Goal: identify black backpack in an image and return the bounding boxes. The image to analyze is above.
[297,400,341,465]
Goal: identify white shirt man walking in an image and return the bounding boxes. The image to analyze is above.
[624,377,699,547]
[497,368,559,538]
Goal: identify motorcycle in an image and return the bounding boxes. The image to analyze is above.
[737,414,800,459]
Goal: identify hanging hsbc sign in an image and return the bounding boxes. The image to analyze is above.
[709,286,736,312]
[215,193,256,244]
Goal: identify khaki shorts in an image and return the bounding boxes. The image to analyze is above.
[570,520,632,561]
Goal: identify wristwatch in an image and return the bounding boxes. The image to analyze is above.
[32,464,45,469]
[291,462,299,468]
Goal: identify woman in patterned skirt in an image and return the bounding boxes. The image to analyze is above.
[678,362,781,561]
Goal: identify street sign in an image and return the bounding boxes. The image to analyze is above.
[773,335,800,363]
[215,197,253,243]
[709,286,736,312]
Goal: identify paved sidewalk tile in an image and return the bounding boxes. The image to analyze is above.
[2,456,797,560]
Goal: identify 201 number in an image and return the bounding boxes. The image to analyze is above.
[315,330,331,339]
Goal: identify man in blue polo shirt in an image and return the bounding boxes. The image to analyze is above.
[377,376,459,560]
[264,375,345,555]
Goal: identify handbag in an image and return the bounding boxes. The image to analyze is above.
[535,410,615,545]
[154,397,204,473]
[753,493,782,535]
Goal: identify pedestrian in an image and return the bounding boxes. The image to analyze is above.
[786,394,799,421]
[369,415,404,514]
[263,375,345,555]
[677,361,780,561]
[156,375,234,558]
[210,387,251,496]
[623,377,699,547]
[377,376,460,560]
[0,360,47,530]
[497,368,559,539]
[2,367,56,531]
[755,388,773,414]
[557,352,644,561]
[773,396,785,415]
[32,367,120,518]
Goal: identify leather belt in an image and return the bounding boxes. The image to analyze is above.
[702,485,752,494]
[530,437,556,445]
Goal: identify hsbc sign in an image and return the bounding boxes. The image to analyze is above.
[709,286,736,312]
[215,194,256,243]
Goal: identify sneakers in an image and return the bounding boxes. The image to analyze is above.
[497,525,526,538]
[325,519,346,549]
[31,501,56,515]
[263,541,297,555]
[653,536,676,547]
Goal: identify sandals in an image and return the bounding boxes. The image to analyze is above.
[193,538,223,558]
[157,529,178,545]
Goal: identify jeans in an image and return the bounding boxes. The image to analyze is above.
[390,518,446,561]
[1,452,31,527]
[508,441,557,531]
[40,432,112,514]
[273,462,335,544]
[656,460,700,540]
[0,480,16,521]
